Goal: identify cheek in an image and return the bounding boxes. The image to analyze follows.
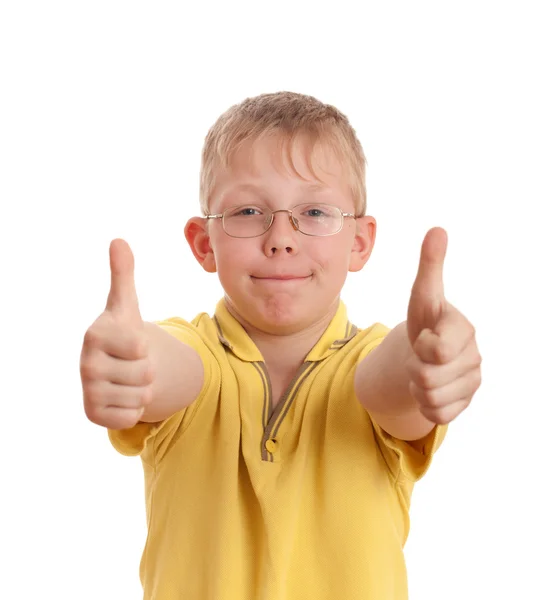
[212,237,255,273]
[310,237,353,272]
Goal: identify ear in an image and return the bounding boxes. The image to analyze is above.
[184,217,217,273]
[349,216,376,272]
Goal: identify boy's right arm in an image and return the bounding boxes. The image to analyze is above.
[80,239,204,431]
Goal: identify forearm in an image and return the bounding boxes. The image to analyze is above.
[355,322,416,414]
[355,322,435,440]
[140,322,204,423]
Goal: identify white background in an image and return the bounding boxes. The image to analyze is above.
[1,1,547,598]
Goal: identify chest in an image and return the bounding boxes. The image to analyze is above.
[270,382,286,412]
[210,352,370,466]
[268,370,299,411]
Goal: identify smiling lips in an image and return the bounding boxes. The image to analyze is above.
[252,274,311,281]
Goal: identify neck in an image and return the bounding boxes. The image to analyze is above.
[224,297,339,374]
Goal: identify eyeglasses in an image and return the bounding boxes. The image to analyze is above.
[205,204,356,238]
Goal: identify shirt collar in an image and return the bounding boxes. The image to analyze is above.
[212,297,358,363]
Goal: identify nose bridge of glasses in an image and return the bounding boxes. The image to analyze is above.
[269,208,299,231]
[270,208,299,231]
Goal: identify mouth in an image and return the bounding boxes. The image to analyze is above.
[251,275,312,282]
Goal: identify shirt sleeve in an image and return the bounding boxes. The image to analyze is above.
[107,317,217,466]
[357,323,448,484]
[369,418,448,483]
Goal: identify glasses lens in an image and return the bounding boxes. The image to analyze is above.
[222,204,343,237]
[293,204,342,236]
[223,205,270,237]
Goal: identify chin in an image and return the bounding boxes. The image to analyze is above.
[226,282,327,334]
[255,297,316,333]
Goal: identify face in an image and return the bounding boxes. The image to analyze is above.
[185,134,376,335]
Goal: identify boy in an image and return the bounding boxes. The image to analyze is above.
[80,92,482,599]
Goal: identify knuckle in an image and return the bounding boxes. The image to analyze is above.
[423,388,440,406]
[83,327,101,348]
[434,342,451,364]
[84,385,103,408]
[424,406,450,425]
[417,366,434,389]
[80,360,100,381]
[84,401,101,424]
[434,411,451,425]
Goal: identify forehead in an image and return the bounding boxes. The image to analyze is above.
[212,133,352,206]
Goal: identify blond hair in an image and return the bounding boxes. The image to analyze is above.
[199,91,367,216]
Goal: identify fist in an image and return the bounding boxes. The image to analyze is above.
[80,239,154,430]
[406,228,482,425]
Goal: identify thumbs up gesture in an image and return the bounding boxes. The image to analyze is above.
[105,238,145,324]
[80,239,154,430]
[405,228,482,425]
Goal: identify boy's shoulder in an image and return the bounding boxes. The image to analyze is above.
[156,299,391,364]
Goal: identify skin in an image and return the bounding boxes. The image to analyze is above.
[185,132,482,437]
[185,133,376,375]
[356,228,482,439]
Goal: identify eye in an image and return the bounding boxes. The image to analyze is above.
[305,208,326,218]
[300,205,332,218]
[229,206,264,217]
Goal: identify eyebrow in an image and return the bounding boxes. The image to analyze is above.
[226,181,329,195]
[225,183,264,195]
[216,180,333,213]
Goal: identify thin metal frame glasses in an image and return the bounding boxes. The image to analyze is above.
[205,204,356,238]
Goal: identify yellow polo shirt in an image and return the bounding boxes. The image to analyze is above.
[108,298,447,600]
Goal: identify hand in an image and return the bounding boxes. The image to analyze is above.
[80,239,154,430]
[405,228,482,425]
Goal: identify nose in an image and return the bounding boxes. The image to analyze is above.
[263,210,299,256]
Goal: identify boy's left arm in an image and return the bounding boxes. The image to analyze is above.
[354,228,483,441]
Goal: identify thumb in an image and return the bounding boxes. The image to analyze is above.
[411,227,447,302]
[105,238,142,321]
[407,227,448,343]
